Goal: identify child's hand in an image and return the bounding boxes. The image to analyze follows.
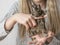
[33,15,47,19]
[28,35,47,45]
[14,13,36,30]
[28,31,54,45]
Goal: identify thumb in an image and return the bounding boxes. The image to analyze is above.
[27,41,34,45]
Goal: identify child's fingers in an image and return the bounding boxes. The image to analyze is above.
[44,15,47,18]
[35,41,44,45]
[33,16,43,19]
[28,41,35,45]
[33,15,47,20]
[28,40,37,45]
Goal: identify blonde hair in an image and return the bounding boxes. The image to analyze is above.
[47,0,60,34]
[18,0,30,39]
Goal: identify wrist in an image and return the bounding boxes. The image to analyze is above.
[12,14,18,23]
[5,15,16,31]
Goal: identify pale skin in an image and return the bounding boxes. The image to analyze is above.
[5,13,36,31]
